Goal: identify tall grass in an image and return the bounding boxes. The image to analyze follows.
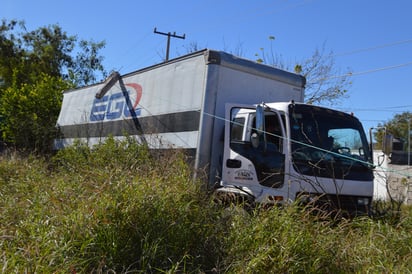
[224,205,412,273]
[1,137,412,273]
[1,138,226,273]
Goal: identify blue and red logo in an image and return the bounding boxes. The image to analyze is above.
[90,83,142,121]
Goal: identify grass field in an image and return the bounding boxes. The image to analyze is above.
[1,138,412,273]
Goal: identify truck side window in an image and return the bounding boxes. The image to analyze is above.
[231,117,245,141]
[265,115,283,152]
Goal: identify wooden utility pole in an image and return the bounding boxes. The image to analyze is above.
[154,28,185,61]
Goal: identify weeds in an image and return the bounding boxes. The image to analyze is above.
[1,138,412,273]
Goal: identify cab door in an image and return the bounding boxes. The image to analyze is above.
[221,104,286,189]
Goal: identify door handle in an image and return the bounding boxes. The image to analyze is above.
[226,159,241,168]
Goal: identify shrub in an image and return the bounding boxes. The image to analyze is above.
[0,73,72,153]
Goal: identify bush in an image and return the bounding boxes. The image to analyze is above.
[0,73,72,153]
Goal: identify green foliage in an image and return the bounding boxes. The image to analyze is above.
[1,139,412,272]
[0,19,107,152]
[225,205,412,273]
[294,64,303,74]
[0,73,72,152]
[375,111,412,150]
[1,138,225,272]
[70,39,107,86]
[0,19,106,90]
[224,206,339,273]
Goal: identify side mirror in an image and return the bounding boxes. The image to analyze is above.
[256,104,265,136]
[254,104,267,151]
[251,132,259,148]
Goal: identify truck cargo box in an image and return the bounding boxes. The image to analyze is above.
[55,49,305,182]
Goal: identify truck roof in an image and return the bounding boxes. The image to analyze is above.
[63,49,306,94]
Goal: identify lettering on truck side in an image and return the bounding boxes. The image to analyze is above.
[234,169,254,181]
[90,83,143,121]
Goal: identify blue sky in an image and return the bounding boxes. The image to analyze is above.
[2,0,412,132]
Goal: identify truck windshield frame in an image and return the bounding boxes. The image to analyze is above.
[289,104,374,181]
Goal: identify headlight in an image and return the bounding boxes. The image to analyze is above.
[357,197,370,206]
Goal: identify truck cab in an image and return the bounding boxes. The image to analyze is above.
[218,101,374,215]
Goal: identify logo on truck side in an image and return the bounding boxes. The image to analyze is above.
[90,83,142,121]
[234,169,254,181]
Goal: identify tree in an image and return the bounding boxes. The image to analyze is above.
[70,39,106,86]
[374,112,412,151]
[0,19,106,90]
[255,37,351,105]
[0,19,107,152]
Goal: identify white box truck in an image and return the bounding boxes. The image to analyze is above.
[55,49,374,215]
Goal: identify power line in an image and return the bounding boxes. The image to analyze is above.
[345,106,412,112]
[120,39,166,73]
[104,30,154,72]
[310,61,412,83]
[333,38,412,57]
